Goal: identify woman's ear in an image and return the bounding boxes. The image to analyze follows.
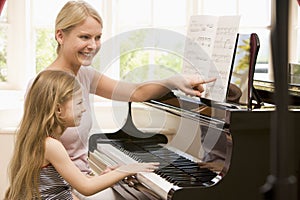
[55,29,64,45]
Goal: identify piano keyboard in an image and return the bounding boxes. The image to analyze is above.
[91,142,219,200]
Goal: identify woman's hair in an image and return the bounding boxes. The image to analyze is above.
[55,0,103,54]
[5,70,82,200]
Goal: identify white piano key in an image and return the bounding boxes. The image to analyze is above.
[96,143,178,200]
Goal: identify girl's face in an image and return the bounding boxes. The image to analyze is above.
[57,16,102,68]
[60,89,86,127]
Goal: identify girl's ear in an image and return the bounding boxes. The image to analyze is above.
[56,103,62,116]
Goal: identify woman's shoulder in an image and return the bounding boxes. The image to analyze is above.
[78,66,100,92]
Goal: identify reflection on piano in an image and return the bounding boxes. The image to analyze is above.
[88,88,300,199]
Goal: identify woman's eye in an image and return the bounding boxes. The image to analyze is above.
[95,35,101,41]
[80,35,89,40]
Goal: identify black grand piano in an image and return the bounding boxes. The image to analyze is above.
[88,86,299,200]
[88,32,300,200]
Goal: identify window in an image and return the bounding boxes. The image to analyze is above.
[111,0,187,81]
[199,0,271,81]
[0,0,35,90]
[32,0,68,74]
[112,0,272,82]
[0,1,7,82]
[32,0,103,74]
[1,0,295,90]
[293,0,300,62]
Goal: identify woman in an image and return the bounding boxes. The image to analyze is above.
[5,70,159,200]
[40,1,215,199]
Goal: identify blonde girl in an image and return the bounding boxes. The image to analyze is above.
[5,70,158,200]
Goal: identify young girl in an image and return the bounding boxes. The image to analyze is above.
[5,70,159,200]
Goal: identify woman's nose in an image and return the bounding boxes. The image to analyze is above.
[88,39,97,49]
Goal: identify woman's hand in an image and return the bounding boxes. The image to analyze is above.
[169,74,216,97]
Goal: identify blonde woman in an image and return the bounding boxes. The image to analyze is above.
[5,70,159,200]
[34,1,215,199]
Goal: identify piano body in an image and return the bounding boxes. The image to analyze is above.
[88,84,300,200]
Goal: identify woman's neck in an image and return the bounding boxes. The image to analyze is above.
[48,58,80,75]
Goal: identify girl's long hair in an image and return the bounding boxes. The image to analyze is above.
[5,70,81,200]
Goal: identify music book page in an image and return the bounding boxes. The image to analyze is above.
[182,15,241,102]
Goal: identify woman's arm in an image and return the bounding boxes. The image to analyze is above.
[94,72,216,102]
[45,137,158,196]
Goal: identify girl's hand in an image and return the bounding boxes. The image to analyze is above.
[100,165,119,175]
[115,162,160,175]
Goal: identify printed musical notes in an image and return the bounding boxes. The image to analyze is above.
[182,15,241,102]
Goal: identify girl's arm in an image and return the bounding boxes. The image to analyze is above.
[45,137,159,196]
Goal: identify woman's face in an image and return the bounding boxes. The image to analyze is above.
[58,16,102,68]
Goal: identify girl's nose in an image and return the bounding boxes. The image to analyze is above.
[81,105,86,113]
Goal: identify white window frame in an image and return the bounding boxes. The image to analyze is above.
[1,0,35,90]
[1,0,299,90]
[289,0,299,63]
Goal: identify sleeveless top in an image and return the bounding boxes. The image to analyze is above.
[39,164,73,200]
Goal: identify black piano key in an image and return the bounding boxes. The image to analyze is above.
[108,142,219,187]
[157,169,184,175]
[191,171,217,179]
[159,174,192,184]
[156,169,187,178]
[171,161,196,168]
[181,166,216,174]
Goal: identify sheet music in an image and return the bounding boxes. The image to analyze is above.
[182,15,240,102]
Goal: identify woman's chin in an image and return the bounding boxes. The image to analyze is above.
[80,58,93,66]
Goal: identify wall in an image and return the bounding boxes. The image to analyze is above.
[0,90,24,198]
[0,130,16,198]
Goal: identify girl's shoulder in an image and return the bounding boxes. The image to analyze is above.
[45,137,70,164]
[45,137,64,151]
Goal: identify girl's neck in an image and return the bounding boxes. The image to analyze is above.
[52,126,65,138]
